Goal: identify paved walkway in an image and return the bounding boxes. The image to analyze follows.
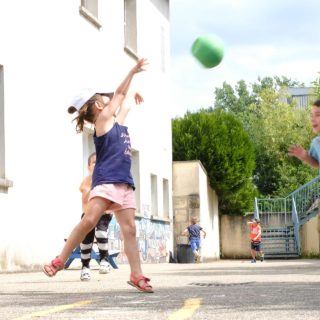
[1,259,320,319]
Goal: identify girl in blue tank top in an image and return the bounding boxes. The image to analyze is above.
[43,58,153,293]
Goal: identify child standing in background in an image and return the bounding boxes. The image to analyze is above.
[182,217,206,263]
[247,218,264,263]
[79,152,112,281]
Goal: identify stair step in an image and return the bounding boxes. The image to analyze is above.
[264,249,298,254]
[264,254,300,258]
[263,247,297,251]
[263,240,295,243]
[263,249,296,252]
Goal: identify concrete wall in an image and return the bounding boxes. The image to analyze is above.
[301,215,320,256]
[172,161,220,261]
[221,213,320,258]
[0,0,173,270]
[220,214,253,259]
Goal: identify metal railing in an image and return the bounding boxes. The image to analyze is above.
[254,175,320,255]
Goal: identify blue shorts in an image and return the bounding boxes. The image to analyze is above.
[251,241,261,252]
[190,239,200,251]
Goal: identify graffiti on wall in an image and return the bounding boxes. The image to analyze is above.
[107,216,171,264]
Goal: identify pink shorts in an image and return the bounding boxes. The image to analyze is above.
[89,183,136,212]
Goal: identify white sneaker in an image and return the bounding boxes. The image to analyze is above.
[99,259,111,274]
[80,267,91,281]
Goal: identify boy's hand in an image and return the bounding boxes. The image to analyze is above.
[288,144,308,161]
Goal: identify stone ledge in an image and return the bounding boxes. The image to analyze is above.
[150,215,171,223]
[0,178,13,193]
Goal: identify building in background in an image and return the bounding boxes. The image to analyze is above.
[0,0,172,270]
[286,87,316,108]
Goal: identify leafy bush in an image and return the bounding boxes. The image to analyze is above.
[172,109,257,214]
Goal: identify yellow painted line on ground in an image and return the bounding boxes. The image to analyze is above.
[12,300,93,320]
[167,298,202,320]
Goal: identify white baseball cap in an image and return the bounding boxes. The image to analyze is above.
[67,88,114,114]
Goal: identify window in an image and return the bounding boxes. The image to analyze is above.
[131,150,141,214]
[80,0,102,28]
[124,0,137,56]
[81,0,98,17]
[162,178,169,218]
[151,174,158,216]
[0,65,13,193]
[160,26,166,72]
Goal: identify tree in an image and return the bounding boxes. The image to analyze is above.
[172,109,257,215]
[214,76,315,197]
[248,88,314,195]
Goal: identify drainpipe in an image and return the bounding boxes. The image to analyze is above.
[254,197,259,219]
[292,196,301,255]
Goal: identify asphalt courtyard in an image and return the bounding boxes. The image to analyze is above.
[0,259,320,320]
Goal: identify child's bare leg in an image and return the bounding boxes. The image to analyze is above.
[59,197,109,262]
[114,208,142,276]
[115,209,152,292]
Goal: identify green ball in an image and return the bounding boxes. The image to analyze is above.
[191,34,225,68]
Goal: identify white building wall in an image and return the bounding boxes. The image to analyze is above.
[0,0,172,270]
[173,161,220,261]
[198,164,220,259]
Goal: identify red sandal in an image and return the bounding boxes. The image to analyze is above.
[43,257,64,277]
[127,273,154,293]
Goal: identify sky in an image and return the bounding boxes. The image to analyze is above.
[170,0,320,117]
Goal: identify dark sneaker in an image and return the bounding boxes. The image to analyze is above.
[251,259,256,263]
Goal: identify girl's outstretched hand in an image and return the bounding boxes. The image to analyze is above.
[134,92,144,105]
[133,58,149,74]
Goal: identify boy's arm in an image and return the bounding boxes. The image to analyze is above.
[288,145,319,168]
[253,227,262,241]
[81,186,91,206]
[79,176,92,207]
[181,228,188,236]
[201,229,207,239]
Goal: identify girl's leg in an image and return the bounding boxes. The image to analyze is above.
[115,208,152,292]
[43,198,110,277]
[59,197,110,263]
[114,208,142,276]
